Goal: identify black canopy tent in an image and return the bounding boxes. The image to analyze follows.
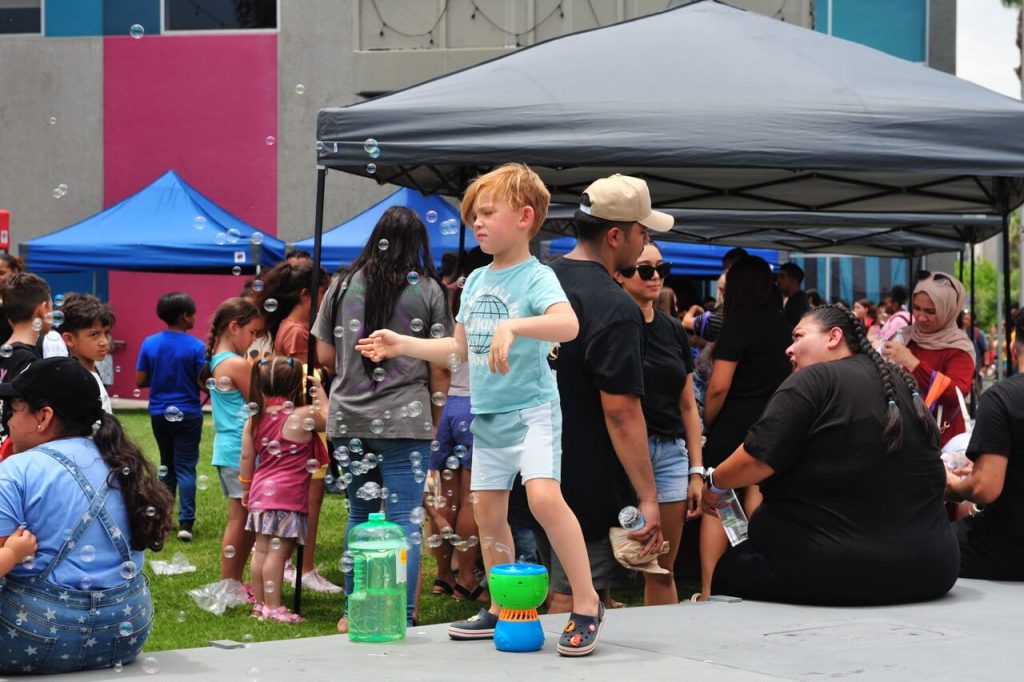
[309,0,1024,374]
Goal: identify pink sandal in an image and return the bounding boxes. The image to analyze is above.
[261,605,304,624]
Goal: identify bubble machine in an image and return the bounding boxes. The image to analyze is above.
[488,563,548,652]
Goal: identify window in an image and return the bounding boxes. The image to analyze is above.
[164,0,276,32]
[0,0,41,35]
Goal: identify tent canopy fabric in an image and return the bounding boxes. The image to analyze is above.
[22,170,285,274]
[316,0,1024,216]
[543,237,777,278]
[293,188,476,271]
[542,208,1003,258]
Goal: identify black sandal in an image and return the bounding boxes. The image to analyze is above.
[557,602,606,657]
[453,582,486,602]
[431,578,455,596]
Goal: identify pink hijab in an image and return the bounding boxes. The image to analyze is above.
[904,272,975,358]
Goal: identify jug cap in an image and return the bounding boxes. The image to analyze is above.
[369,512,386,522]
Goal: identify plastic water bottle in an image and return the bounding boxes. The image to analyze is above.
[716,491,749,546]
[618,505,645,531]
[347,512,408,643]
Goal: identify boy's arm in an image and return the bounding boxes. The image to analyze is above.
[489,302,577,375]
[356,325,469,366]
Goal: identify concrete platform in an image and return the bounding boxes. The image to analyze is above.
[26,578,1020,681]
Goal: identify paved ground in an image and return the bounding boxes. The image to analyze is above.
[24,578,1020,681]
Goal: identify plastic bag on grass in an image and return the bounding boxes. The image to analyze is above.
[188,579,250,616]
[149,551,197,575]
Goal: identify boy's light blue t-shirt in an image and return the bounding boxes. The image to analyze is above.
[456,256,567,415]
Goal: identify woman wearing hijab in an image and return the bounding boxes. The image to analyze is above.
[883,272,975,447]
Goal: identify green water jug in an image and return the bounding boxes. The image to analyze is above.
[347,512,408,642]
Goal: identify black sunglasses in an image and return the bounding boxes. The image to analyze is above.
[620,263,671,281]
[916,271,953,287]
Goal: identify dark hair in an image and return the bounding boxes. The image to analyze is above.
[722,256,777,320]
[285,248,311,261]
[248,356,305,436]
[41,409,173,551]
[348,206,442,378]
[60,293,115,333]
[806,289,823,307]
[2,273,51,324]
[780,262,805,285]
[198,297,261,387]
[891,285,908,306]
[1015,315,1024,347]
[257,261,329,342]
[804,305,940,454]
[0,253,24,276]
[157,292,196,325]
[855,298,878,324]
[440,252,459,280]
[573,209,636,244]
[722,247,748,270]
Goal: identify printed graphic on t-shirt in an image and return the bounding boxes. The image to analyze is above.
[465,286,517,359]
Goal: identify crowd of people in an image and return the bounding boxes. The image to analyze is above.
[0,164,1022,673]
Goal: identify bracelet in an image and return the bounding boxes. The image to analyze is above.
[238,475,253,484]
[688,466,706,477]
[705,467,730,495]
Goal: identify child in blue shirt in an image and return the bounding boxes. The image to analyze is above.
[357,163,605,657]
[136,292,206,542]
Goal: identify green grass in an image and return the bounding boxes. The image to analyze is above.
[118,410,659,651]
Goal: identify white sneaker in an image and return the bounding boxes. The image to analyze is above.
[283,560,298,588]
[177,529,193,542]
[301,568,342,593]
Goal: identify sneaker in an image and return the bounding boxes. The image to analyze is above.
[177,520,194,542]
[283,560,298,588]
[301,568,343,594]
[448,608,498,640]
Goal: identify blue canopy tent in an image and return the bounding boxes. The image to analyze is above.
[292,188,476,271]
[542,237,778,278]
[21,170,285,273]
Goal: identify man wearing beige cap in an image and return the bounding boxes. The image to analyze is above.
[544,174,673,613]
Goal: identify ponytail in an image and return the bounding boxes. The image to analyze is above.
[198,297,261,388]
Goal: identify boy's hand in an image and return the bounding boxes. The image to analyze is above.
[355,330,405,362]
[488,322,517,375]
[5,528,37,562]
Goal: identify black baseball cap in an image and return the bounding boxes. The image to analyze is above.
[0,357,103,425]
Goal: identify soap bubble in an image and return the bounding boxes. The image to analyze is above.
[197,474,210,491]
[263,298,278,313]
[129,24,145,39]
[468,492,479,504]
[333,325,344,338]
[214,232,228,245]
[429,323,445,338]
[223,545,236,559]
[445,455,461,470]
[454,444,468,458]
[265,136,275,146]
[156,465,167,478]
[250,232,264,245]
[425,210,438,224]
[217,375,233,392]
[252,279,264,292]
[263,480,277,496]
[246,667,262,682]
[132,388,141,398]
[247,402,260,417]
[447,353,462,371]
[193,216,206,230]
[378,238,389,251]
[366,163,377,174]
[122,466,131,476]
[145,506,156,517]
[141,656,159,674]
[409,451,422,465]
[118,621,134,637]
[407,318,424,334]
[414,471,425,484]
[119,560,137,579]
[348,319,361,333]
[409,530,422,545]
[427,534,443,548]
[348,438,363,453]
[232,266,242,276]
[439,218,459,236]
[372,367,386,382]
[305,458,320,473]
[175,610,186,623]
[294,83,306,95]
[410,506,426,524]
[431,391,447,407]
[264,580,276,594]
[227,228,242,243]
[80,545,96,563]
[267,440,281,456]
[282,401,295,415]
[54,293,66,306]
[457,420,469,432]
[52,186,63,198]
[31,318,43,331]
[49,116,57,125]
[340,552,354,573]
[164,406,183,423]
[241,633,255,646]
[80,575,93,590]
[456,276,467,288]
[364,138,380,158]
[205,377,217,391]
[370,418,384,434]
[407,271,420,286]
[302,417,315,431]
[441,469,454,481]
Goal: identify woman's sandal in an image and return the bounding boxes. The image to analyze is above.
[432,578,455,596]
[556,602,606,657]
[261,606,305,624]
[452,582,488,603]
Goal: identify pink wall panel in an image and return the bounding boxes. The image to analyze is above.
[103,34,276,402]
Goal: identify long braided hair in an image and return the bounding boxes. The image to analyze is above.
[805,305,940,455]
[197,297,262,388]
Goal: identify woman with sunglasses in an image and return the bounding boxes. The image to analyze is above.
[615,243,703,605]
[700,305,957,605]
[882,272,975,447]
[698,255,792,600]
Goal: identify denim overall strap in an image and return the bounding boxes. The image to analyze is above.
[33,446,133,581]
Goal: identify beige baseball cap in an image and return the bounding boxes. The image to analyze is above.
[579,174,674,233]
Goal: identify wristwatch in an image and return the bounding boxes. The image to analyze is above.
[688,466,706,477]
[703,467,729,495]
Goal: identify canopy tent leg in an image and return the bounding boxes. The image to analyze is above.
[1004,216,1014,377]
[969,242,976,358]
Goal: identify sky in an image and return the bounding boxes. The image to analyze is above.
[957,0,1021,98]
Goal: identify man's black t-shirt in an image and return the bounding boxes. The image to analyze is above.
[0,341,42,438]
[783,290,809,328]
[549,257,644,541]
[642,311,693,438]
[958,375,1024,577]
[739,354,958,604]
[705,304,792,467]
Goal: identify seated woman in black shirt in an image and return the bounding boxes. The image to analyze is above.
[616,243,704,605]
[703,305,958,605]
